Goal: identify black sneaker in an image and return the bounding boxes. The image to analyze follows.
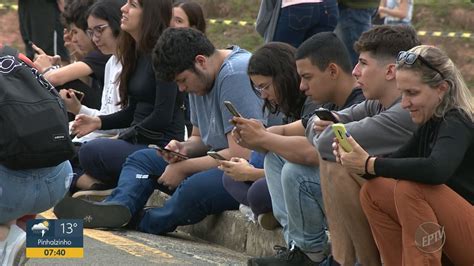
[248,245,317,266]
[53,195,131,229]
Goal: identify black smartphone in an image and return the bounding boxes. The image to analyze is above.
[207,151,226,160]
[224,101,241,117]
[314,108,338,123]
[148,144,189,160]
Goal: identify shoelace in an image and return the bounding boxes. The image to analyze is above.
[273,245,297,260]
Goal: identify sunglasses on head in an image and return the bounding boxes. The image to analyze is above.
[396,51,445,79]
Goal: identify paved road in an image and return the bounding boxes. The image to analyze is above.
[25,210,249,265]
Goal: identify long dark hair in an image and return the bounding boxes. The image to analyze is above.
[117,0,172,107]
[173,0,206,33]
[247,42,306,120]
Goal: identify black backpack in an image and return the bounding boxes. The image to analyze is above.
[0,45,75,169]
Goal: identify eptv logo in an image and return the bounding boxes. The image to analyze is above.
[415,222,445,253]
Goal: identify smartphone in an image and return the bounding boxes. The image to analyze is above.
[69,89,85,102]
[332,123,353,152]
[314,108,338,123]
[207,151,226,160]
[148,144,189,160]
[224,101,241,117]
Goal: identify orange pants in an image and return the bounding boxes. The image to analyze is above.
[360,177,474,266]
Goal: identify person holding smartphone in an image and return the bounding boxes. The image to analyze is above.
[232,34,365,265]
[334,45,474,266]
[59,0,125,145]
[54,28,264,236]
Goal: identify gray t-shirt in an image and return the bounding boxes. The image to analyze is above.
[190,46,264,150]
[313,98,417,161]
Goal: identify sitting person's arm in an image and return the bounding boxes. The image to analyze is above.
[371,114,472,184]
[316,100,417,161]
[218,157,265,182]
[234,119,319,166]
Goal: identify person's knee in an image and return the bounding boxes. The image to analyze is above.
[394,180,425,204]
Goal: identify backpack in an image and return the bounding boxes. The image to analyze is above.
[0,44,75,170]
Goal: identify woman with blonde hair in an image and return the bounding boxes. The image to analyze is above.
[334,45,474,265]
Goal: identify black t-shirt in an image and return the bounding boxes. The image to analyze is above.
[301,88,365,128]
[81,50,110,92]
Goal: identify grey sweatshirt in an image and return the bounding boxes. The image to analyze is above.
[310,98,418,161]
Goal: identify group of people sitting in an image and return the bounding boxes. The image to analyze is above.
[1,0,473,266]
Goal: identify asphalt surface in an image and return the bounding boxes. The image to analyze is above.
[24,210,249,265]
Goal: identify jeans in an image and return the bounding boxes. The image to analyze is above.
[78,138,148,187]
[273,0,339,48]
[334,5,376,67]
[0,161,73,223]
[264,152,327,252]
[105,148,239,235]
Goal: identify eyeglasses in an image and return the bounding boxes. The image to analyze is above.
[86,24,109,39]
[396,51,445,79]
[252,82,272,96]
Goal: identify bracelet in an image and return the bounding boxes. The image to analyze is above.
[365,156,373,175]
[42,65,60,74]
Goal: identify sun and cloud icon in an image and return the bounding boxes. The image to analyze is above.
[31,221,50,237]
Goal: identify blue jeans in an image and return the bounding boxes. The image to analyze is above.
[273,0,339,48]
[105,149,239,235]
[78,138,148,186]
[0,161,73,223]
[264,152,327,252]
[334,5,376,67]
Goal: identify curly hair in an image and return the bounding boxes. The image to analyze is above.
[153,27,215,82]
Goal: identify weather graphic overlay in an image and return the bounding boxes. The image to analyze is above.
[26,219,84,258]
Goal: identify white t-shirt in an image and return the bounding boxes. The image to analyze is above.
[282,0,323,8]
[73,55,123,142]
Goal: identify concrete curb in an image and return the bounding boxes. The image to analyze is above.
[146,191,285,257]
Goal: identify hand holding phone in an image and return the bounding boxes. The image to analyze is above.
[332,123,353,152]
[207,151,226,160]
[224,101,242,117]
[315,108,338,123]
[69,89,85,102]
[149,144,189,160]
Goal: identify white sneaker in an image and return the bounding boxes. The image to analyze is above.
[239,204,256,223]
[0,224,27,266]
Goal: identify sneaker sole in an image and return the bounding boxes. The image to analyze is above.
[53,196,131,229]
[72,189,114,198]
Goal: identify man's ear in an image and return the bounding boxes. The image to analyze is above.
[386,63,397,81]
[195,55,207,69]
[328,63,339,79]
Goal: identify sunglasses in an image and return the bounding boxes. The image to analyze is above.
[86,24,109,39]
[396,51,445,79]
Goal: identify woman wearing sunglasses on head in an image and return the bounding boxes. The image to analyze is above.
[333,45,474,265]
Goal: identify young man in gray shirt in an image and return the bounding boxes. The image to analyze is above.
[311,25,420,265]
[54,28,264,235]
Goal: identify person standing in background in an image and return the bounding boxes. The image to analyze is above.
[334,0,378,67]
[378,0,413,25]
[255,0,338,48]
[18,0,69,62]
